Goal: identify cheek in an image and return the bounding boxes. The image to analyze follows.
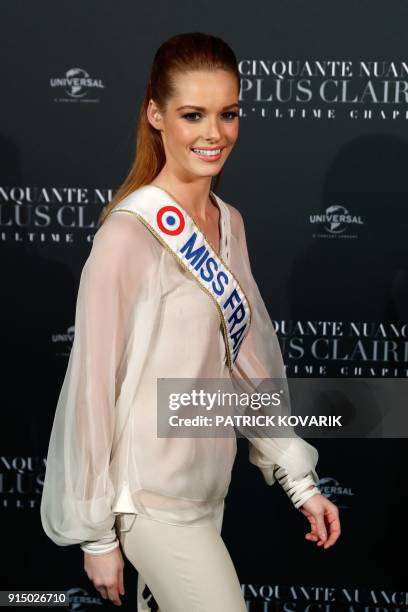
[224,122,239,144]
[171,122,198,148]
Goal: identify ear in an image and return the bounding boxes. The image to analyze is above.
[147,98,163,131]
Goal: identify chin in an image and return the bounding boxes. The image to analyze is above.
[192,159,226,173]
[194,168,222,179]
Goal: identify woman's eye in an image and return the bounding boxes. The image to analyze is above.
[181,111,239,122]
[222,111,239,121]
[182,112,202,121]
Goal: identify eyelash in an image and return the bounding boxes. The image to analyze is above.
[181,111,239,122]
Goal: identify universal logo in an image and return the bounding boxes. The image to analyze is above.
[318,476,353,509]
[50,68,105,103]
[310,204,364,239]
[52,325,75,356]
[65,587,102,611]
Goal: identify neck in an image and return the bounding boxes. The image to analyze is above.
[150,171,216,222]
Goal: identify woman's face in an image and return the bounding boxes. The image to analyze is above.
[147,69,240,181]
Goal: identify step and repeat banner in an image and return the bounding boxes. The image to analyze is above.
[1,1,407,610]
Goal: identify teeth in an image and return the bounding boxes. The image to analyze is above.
[192,148,221,156]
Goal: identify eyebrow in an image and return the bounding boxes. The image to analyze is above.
[176,103,240,111]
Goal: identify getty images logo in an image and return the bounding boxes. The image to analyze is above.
[310,204,364,238]
[50,68,105,103]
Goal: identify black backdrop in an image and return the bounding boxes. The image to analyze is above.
[1,1,407,610]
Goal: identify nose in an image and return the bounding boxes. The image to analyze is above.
[204,115,222,142]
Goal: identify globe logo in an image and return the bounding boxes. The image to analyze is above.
[66,587,101,611]
[65,68,90,98]
[323,204,349,234]
[317,476,339,501]
[50,67,105,101]
[309,204,363,237]
[317,476,353,508]
[67,325,75,343]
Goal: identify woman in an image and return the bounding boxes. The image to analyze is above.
[40,32,340,611]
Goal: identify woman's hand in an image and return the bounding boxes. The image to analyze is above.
[84,546,125,606]
[299,492,341,550]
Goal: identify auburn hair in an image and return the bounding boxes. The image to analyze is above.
[97,31,240,227]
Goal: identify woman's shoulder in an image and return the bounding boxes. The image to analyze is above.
[94,203,161,255]
[87,202,163,278]
[225,202,243,222]
[216,195,245,236]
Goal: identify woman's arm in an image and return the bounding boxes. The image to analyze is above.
[40,211,162,552]
[228,205,320,509]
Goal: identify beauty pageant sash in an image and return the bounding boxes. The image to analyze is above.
[110,185,252,372]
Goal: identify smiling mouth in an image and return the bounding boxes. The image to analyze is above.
[190,147,224,159]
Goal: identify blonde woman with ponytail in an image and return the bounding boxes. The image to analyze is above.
[41,32,340,612]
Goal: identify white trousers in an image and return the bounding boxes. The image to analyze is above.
[117,502,247,612]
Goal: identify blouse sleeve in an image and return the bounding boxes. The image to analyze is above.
[40,210,162,551]
[228,206,320,507]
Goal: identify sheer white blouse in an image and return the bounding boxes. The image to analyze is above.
[40,185,320,555]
